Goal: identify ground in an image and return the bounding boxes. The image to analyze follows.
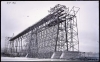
[1,56,69,61]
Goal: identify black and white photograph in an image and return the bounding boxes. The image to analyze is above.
[1,1,99,61]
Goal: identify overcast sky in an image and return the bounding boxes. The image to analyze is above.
[1,1,99,53]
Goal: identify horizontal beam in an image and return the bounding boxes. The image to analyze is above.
[9,14,54,41]
[9,11,74,41]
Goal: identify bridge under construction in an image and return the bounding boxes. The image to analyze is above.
[6,4,82,59]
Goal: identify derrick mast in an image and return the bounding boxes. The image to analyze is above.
[49,4,80,51]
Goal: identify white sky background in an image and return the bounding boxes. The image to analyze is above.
[1,1,99,53]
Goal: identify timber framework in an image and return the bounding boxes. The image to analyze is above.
[7,4,80,58]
